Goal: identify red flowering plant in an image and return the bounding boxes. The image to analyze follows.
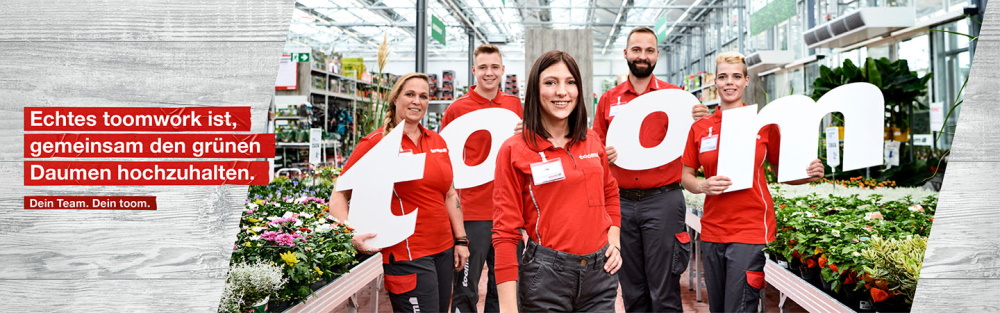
[810,176,897,189]
[229,172,357,304]
[859,235,927,308]
[766,186,936,295]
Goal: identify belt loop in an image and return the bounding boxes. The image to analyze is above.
[524,238,538,259]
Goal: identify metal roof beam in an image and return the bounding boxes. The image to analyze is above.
[437,0,490,44]
[600,0,633,55]
[293,21,713,27]
[294,3,381,47]
[298,5,740,9]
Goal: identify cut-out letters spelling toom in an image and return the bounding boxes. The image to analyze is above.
[341,83,884,245]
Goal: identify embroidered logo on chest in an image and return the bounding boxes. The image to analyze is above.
[579,152,600,160]
[430,148,448,153]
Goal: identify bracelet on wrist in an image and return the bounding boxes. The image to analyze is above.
[454,237,469,246]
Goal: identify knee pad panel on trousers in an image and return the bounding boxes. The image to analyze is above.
[385,273,418,294]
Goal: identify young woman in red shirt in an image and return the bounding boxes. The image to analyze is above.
[492,50,622,312]
[329,73,470,313]
[681,52,824,313]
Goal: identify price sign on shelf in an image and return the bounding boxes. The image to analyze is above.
[825,127,840,168]
[309,128,322,165]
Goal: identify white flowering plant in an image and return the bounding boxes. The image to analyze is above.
[218,262,286,313]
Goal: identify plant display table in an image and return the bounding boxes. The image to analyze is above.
[283,254,384,313]
[685,207,855,312]
[763,259,854,313]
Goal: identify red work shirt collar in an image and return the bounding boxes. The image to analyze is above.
[522,130,584,152]
[466,85,503,105]
[414,122,434,137]
[624,75,667,96]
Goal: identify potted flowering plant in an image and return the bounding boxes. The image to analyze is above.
[766,185,937,310]
[810,176,897,189]
[859,235,927,312]
[229,172,358,308]
[217,262,286,313]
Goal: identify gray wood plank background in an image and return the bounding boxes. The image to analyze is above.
[913,1,1000,311]
[524,29,595,119]
[0,1,293,311]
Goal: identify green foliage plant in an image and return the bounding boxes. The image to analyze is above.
[810,57,932,131]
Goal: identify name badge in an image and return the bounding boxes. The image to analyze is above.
[399,148,413,155]
[608,96,627,117]
[530,158,566,185]
[700,135,718,153]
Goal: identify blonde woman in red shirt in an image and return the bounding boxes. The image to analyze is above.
[330,73,469,313]
[492,50,622,313]
[681,52,824,313]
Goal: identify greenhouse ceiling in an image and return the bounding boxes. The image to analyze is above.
[286,0,737,59]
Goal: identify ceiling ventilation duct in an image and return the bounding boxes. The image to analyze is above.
[746,50,796,72]
[803,7,915,49]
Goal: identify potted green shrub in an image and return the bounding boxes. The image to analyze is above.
[810,57,931,136]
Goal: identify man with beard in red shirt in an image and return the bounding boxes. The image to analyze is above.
[592,27,708,313]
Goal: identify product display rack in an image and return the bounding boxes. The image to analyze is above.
[686,72,719,107]
[425,100,450,132]
[275,61,371,169]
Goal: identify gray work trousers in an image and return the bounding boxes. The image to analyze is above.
[702,242,766,313]
[518,240,618,312]
[619,188,691,312]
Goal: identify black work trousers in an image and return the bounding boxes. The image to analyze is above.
[383,248,454,313]
[453,220,499,313]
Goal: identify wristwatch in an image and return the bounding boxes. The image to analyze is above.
[454,237,469,246]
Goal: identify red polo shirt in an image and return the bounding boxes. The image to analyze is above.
[593,75,684,189]
[681,108,781,245]
[441,86,523,221]
[492,130,621,283]
[343,125,454,264]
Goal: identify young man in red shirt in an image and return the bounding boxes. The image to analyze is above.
[592,27,708,312]
[441,44,523,313]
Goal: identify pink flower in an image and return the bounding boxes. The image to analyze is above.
[301,197,328,204]
[908,205,924,212]
[275,233,295,246]
[273,233,305,246]
[267,217,299,226]
[864,212,883,220]
[260,231,280,241]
